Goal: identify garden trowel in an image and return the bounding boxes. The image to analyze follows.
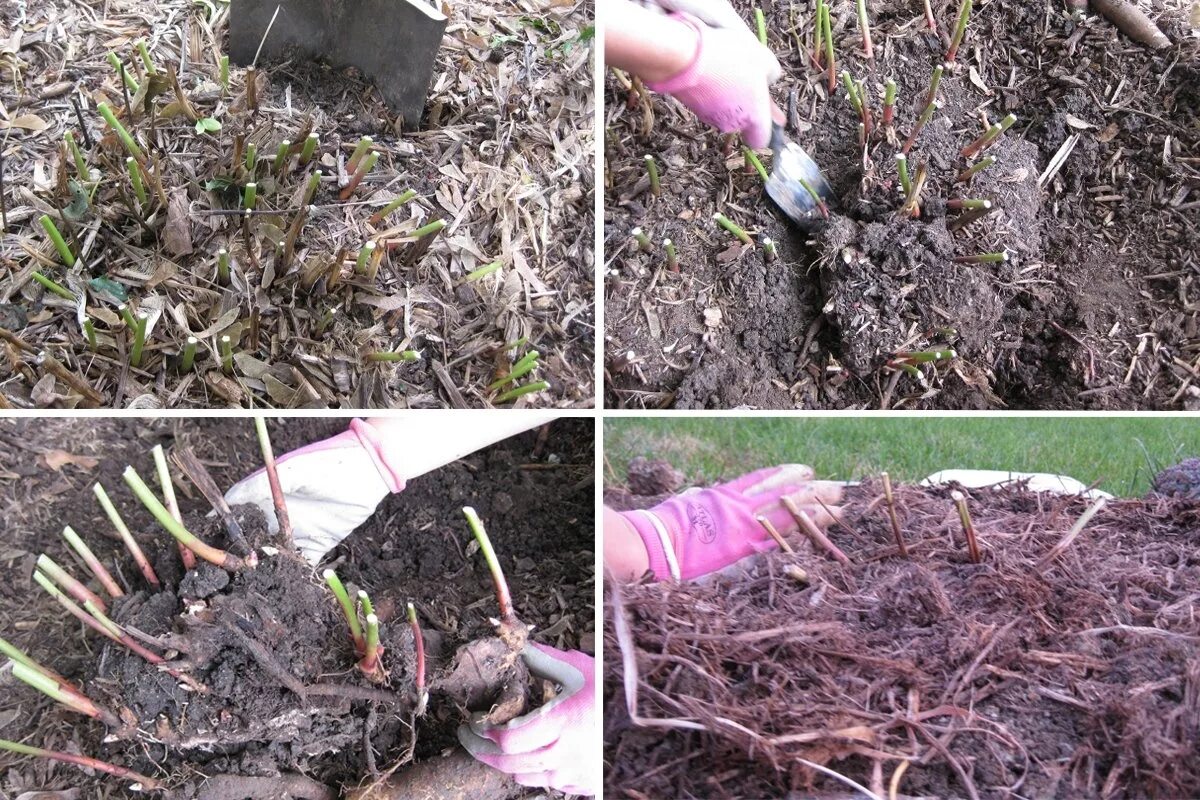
[230,0,448,128]
[765,121,835,230]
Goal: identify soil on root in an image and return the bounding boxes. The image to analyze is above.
[604,474,1200,798]
[0,0,595,409]
[0,417,594,797]
[604,0,1199,410]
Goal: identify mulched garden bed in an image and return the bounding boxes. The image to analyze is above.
[0,417,594,797]
[0,0,594,408]
[604,472,1200,798]
[604,0,1198,409]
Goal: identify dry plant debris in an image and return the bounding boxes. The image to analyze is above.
[0,0,595,408]
[605,478,1200,799]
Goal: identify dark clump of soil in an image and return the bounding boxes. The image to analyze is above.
[604,472,1200,798]
[605,0,1199,410]
[94,504,422,786]
[0,418,594,798]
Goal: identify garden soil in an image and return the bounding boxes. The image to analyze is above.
[0,417,594,798]
[604,467,1200,798]
[604,0,1199,409]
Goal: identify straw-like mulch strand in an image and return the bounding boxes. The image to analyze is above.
[605,481,1200,800]
[0,0,594,408]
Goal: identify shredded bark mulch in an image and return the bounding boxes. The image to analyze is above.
[605,478,1200,799]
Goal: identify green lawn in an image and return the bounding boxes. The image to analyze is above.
[605,417,1200,497]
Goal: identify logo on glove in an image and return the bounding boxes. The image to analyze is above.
[687,502,717,544]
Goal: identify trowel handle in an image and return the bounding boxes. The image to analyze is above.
[768,99,788,156]
[769,123,786,160]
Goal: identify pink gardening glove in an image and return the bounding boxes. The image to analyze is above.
[458,643,596,795]
[224,419,406,564]
[619,465,844,581]
[645,11,782,148]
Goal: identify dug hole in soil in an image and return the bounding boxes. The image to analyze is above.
[604,0,1199,410]
[603,462,1200,799]
[0,0,594,409]
[0,418,594,798]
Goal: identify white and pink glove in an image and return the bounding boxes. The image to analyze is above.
[619,465,843,581]
[223,415,555,564]
[224,419,403,563]
[458,643,596,795]
[642,2,781,148]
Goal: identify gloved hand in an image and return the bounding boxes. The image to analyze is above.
[458,643,596,795]
[224,419,405,564]
[223,416,554,564]
[619,465,844,581]
[640,0,781,147]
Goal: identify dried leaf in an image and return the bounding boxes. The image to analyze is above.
[126,394,164,409]
[232,352,274,379]
[146,257,180,289]
[715,243,743,264]
[1096,122,1120,142]
[0,113,49,132]
[264,374,298,405]
[355,293,408,311]
[1065,114,1096,130]
[967,67,993,96]
[0,708,21,733]
[164,189,194,256]
[39,449,100,471]
[204,371,245,404]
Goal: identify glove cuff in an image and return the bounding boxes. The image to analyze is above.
[349,418,406,493]
[618,510,680,581]
[644,13,705,95]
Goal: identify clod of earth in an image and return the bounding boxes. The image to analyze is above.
[1153,457,1200,498]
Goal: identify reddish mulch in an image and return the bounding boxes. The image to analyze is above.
[605,478,1200,799]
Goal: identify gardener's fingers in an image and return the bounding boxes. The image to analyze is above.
[641,0,754,32]
[459,731,562,774]
[522,642,593,688]
[223,437,392,563]
[513,770,588,793]
[461,710,564,758]
[767,480,844,511]
[756,499,840,537]
[464,645,590,754]
[801,504,842,532]
[728,464,815,495]
[740,47,782,148]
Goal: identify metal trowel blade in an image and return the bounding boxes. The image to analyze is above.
[765,124,834,229]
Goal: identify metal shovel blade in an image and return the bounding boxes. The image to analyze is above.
[765,124,834,229]
[230,0,448,128]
